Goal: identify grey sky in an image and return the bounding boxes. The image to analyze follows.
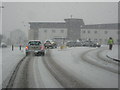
[2,2,118,37]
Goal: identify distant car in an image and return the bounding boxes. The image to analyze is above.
[1,43,7,48]
[66,40,101,47]
[83,41,101,47]
[25,40,45,56]
[51,41,57,48]
[66,42,76,47]
[44,40,57,49]
[75,42,83,47]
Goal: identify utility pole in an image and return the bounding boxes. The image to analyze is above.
[0,5,4,45]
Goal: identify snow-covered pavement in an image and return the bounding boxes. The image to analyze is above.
[106,45,119,60]
[0,47,2,89]
[50,46,118,88]
[1,47,25,88]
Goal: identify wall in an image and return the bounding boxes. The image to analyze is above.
[81,29,118,44]
[38,28,67,42]
[64,18,84,40]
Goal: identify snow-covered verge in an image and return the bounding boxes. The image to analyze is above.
[0,47,2,89]
[0,47,25,89]
[50,47,118,88]
[106,45,119,60]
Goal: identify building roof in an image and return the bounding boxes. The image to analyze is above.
[82,23,118,29]
[29,22,66,28]
[29,21,118,30]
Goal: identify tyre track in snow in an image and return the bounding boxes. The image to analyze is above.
[96,48,119,73]
[80,48,118,74]
[28,56,63,88]
[42,50,91,88]
[5,51,89,88]
[5,55,31,88]
[5,47,118,88]
[96,48,118,65]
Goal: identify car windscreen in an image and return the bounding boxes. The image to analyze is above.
[28,41,41,45]
[46,41,51,43]
[45,41,51,44]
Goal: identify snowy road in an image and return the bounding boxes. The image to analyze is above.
[50,47,118,88]
[1,47,25,88]
[6,47,118,88]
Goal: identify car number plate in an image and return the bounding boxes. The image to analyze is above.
[35,51,38,53]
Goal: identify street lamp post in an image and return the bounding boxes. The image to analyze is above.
[0,5,4,38]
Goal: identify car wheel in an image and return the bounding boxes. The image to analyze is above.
[39,53,41,56]
[98,45,100,48]
[42,52,45,56]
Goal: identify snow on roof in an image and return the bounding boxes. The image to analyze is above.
[81,23,118,29]
[29,22,66,28]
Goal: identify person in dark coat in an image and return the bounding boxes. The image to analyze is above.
[12,44,14,51]
[19,44,22,50]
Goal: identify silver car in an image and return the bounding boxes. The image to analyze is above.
[25,40,45,56]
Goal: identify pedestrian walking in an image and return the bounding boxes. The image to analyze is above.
[12,44,14,51]
[108,37,114,50]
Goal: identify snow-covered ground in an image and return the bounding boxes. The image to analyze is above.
[106,45,119,60]
[0,45,118,88]
[50,46,118,88]
[0,46,25,88]
[0,47,2,89]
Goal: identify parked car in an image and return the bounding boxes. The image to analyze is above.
[25,40,45,56]
[44,40,57,49]
[66,40,101,47]
[66,41,76,47]
[82,40,101,47]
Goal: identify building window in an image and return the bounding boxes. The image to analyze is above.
[82,30,86,33]
[52,30,56,33]
[94,31,97,34]
[104,31,108,34]
[44,30,47,33]
[61,30,64,33]
[88,30,90,33]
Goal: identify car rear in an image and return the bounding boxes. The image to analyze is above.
[25,40,45,56]
[44,41,52,48]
